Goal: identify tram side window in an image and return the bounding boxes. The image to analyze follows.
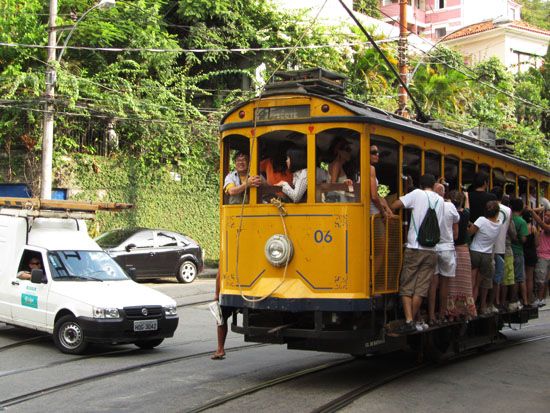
[371,136,399,205]
[257,130,307,203]
[403,146,421,194]
[528,179,538,208]
[505,172,516,197]
[461,160,476,191]
[519,176,529,207]
[444,156,459,191]
[222,135,251,205]
[541,182,549,204]
[316,129,360,203]
[425,151,441,183]
[492,168,506,191]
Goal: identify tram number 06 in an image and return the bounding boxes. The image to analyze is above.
[314,230,332,244]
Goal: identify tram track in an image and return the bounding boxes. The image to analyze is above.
[181,332,550,413]
[311,334,550,413]
[0,343,265,409]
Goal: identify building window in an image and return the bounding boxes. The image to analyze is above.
[435,0,445,9]
[435,27,447,38]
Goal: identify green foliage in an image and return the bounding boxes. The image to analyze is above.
[64,154,220,259]
[516,0,550,30]
[353,0,381,18]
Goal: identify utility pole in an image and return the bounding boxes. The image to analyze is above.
[41,0,57,199]
[397,0,409,117]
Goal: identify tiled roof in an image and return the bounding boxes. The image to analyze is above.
[442,20,550,42]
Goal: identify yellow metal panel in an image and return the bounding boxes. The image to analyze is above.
[221,205,367,299]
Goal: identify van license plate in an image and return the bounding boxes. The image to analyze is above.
[134,319,158,332]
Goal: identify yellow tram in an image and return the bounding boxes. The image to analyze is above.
[218,68,549,356]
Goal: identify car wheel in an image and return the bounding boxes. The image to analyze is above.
[135,338,164,349]
[177,260,197,283]
[53,315,88,355]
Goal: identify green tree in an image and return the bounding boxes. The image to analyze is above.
[516,0,550,30]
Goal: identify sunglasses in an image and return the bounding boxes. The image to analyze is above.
[339,146,352,153]
[370,150,379,155]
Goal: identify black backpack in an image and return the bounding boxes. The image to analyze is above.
[412,192,440,247]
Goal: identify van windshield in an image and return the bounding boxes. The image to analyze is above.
[47,251,129,281]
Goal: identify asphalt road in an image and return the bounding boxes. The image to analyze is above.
[0,279,548,413]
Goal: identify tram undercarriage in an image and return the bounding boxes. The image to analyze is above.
[228,296,539,357]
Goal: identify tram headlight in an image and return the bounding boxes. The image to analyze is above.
[264,234,294,267]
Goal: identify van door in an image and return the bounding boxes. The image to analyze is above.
[8,249,49,328]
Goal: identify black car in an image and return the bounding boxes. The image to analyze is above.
[96,228,203,283]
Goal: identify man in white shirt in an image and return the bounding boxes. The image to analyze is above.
[391,174,445,333]
[428,183,459,324]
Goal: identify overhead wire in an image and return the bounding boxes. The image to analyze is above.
[376,7,548,111]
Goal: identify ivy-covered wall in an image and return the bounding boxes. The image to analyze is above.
[1,153,220,262]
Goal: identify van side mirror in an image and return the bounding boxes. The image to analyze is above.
[31,269,46,284]
[125,243,136,252]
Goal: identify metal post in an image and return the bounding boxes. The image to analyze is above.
[41,0,57,199]
[397,0,408,117]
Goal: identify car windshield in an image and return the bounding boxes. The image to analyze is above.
[95,229,138,248]
[47,250,129,281]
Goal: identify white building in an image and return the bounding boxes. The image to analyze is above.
[442,19,550,73]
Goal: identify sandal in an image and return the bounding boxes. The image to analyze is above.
[211,353,225,360]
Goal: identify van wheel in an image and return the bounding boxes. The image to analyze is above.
[177,260,197,283]
[135,339,164,349]
[53,315,88,355]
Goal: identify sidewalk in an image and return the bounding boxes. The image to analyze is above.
[198,267,218,279]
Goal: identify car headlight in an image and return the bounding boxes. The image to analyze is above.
[93,307,120,319]
[264,234,294,267]
[164,305,178,317]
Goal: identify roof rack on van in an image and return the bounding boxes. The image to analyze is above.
[0,197,133,220]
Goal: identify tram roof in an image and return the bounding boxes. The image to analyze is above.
[221,91,549,178]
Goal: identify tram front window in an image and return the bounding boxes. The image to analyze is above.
[315,129,360,203]
[222,135,252,205]
[257,130,307,204]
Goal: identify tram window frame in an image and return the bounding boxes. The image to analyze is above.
[256,130,308,204]
[461,160,477,191]
[370,135,399,205]
[222,134,251,206]
[444,156,460,191]
[402,145,422,195]
[315,128,361,204]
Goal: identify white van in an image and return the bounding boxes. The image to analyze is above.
[0,202,179,354]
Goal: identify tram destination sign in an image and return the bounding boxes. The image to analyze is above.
[255,105,310,121]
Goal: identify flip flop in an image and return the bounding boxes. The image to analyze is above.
[211,353,225,360]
